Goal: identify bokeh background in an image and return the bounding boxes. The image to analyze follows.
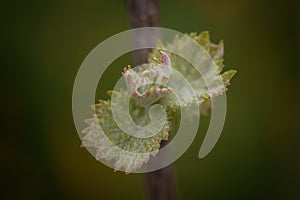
[1,0,299,199]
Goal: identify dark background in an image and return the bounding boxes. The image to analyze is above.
[1,0,299,199]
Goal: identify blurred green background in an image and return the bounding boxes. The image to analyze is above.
[1,0,299,199]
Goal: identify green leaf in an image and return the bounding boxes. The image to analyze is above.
[82,90,171,173]
[149,32,236,110]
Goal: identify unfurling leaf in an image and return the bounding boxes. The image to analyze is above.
[82,32,236,173]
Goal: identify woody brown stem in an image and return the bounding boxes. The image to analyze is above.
[124,0,178,200]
